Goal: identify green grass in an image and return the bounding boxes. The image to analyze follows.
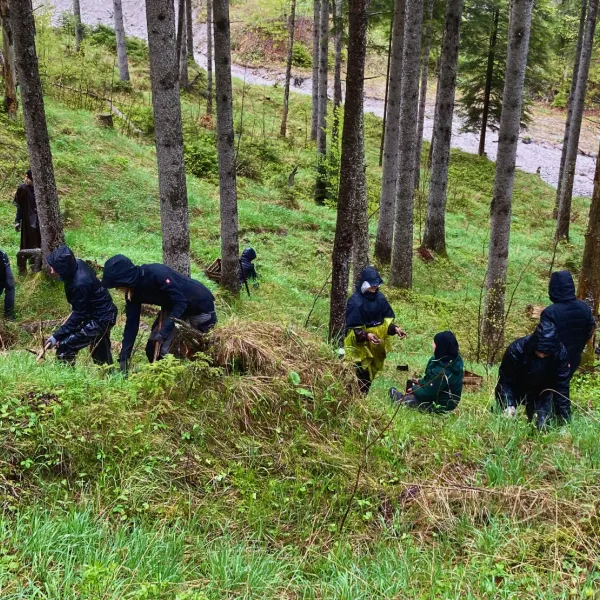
[0,23,599,599]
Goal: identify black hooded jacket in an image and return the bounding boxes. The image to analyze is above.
[496,321,571,421]
[345,267,395,335]
[102,255,215,360]
[47,246,117,342]
[240,248,257,281]
[541,271,595,375]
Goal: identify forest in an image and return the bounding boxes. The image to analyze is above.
[0,0,599,596]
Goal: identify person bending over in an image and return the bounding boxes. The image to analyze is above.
[46,246,117,365]
[0,250,15,320]
[239,247,258,284]
[541,270,595,378]
[494,321,570,430]
[102,255,217,372]
[344,266,406,395]
[389,331,464,413]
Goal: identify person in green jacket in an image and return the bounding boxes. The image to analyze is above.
[389,331,464,413]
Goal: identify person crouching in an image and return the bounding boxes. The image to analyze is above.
[46,246,117,365]
[344,266,407,394]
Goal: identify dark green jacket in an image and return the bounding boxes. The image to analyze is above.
[412,354,464,412]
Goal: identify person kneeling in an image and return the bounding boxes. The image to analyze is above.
[46,246,117,365]
[389,331,463,413]
[102,255,217,373]
[494,321,570,430]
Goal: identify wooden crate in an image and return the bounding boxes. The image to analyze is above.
[205,258,222,283]
[463,370,483,391]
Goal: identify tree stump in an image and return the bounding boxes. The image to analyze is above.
[96,113,114,128]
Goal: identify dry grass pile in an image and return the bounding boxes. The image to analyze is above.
[0,320,20,350]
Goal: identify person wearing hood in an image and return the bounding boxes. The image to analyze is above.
[494,321,570,429]
[344,266,407,394]
[389,331,464,413]
[239,248,258,283]
[13,170,41,264]
[45,246,118,365]
[102,255,216,372]
[0,250,15,320]
[541,271,595,377]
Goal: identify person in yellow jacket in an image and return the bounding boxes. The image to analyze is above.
[344,266,407,394]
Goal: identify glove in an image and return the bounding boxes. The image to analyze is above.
[118,359,128,375]
[149,330,164,344]
[14,222,21,233]
[505,406,516,417]
[46,335,58,349]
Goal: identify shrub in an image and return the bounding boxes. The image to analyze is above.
[88,24,149,63]
[127,105,155,135]
[292,44,312,68]
[184,135,219,180]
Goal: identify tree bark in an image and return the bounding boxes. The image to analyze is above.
[556,0,597,240]
[8,0,65,256]
[314,0,329,204]
[422,0,464,255]
[0,0,17,118]
[213,0,240,293]
[482,0,534,347]
[478,9,499,157]
[179,1,189,89]
[145,0,190,276]
[280,0,297,137]
[555,0,587,216]
[331,0,343,147]
[113,0,130,82]
[577,136,600,362]
[374,0,405,264]
[414,0,434,192]
[186,0,194,60]
[352,160,369,285]
[206,0,213,115]
[329,0,371,342]
[73,0,83,51]
[379,11,394,168]
[389,0,425,288]
[311,0,320,141]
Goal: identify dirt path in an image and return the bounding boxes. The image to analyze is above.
[37,0,597,197]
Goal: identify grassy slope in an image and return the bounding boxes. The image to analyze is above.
[0,25,599,599]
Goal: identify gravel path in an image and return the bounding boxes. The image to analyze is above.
[36,0,597,197]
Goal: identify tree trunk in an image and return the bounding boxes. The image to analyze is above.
[113,0,130,82]
[414,0,434,191]
[179,3,189,89]
[280,0,297,137]
[8,0,64,256]
[329,0,371,342]
[314,0,329,204]
[73,0,83,51]
[555,0,587,216]
[0,0,17,118]
[374,0,405,264]
[186,0,194,60]
[331,0,343,147]
[479,9,499,157]
[577,136,600,363]
[389,0,425,288]
[311,0,320,141]
[556,0,597,240]
[206,0,213,115]
[213,0,240,293]
[422,0,464,255]
[352,160,369,285]
[379,11,394,168]
[482,0,534,348]
[145,0,190,276]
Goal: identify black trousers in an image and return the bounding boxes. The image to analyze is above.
[355,365,372,395]
[146,310,218,363]
[57,320,114,366]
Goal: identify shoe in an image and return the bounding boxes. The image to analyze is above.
[389,387,404,404]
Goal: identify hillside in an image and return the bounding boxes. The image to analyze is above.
[0,22,599,599]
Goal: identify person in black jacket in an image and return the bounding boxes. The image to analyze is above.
[494,321,571,429]
[102,255,217,372]
[13,170,42,272]
[239,247,258,283]
[0,250,15,320]
[541,270,595,377]
[46,246,118,365]
[343,266,407,394]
